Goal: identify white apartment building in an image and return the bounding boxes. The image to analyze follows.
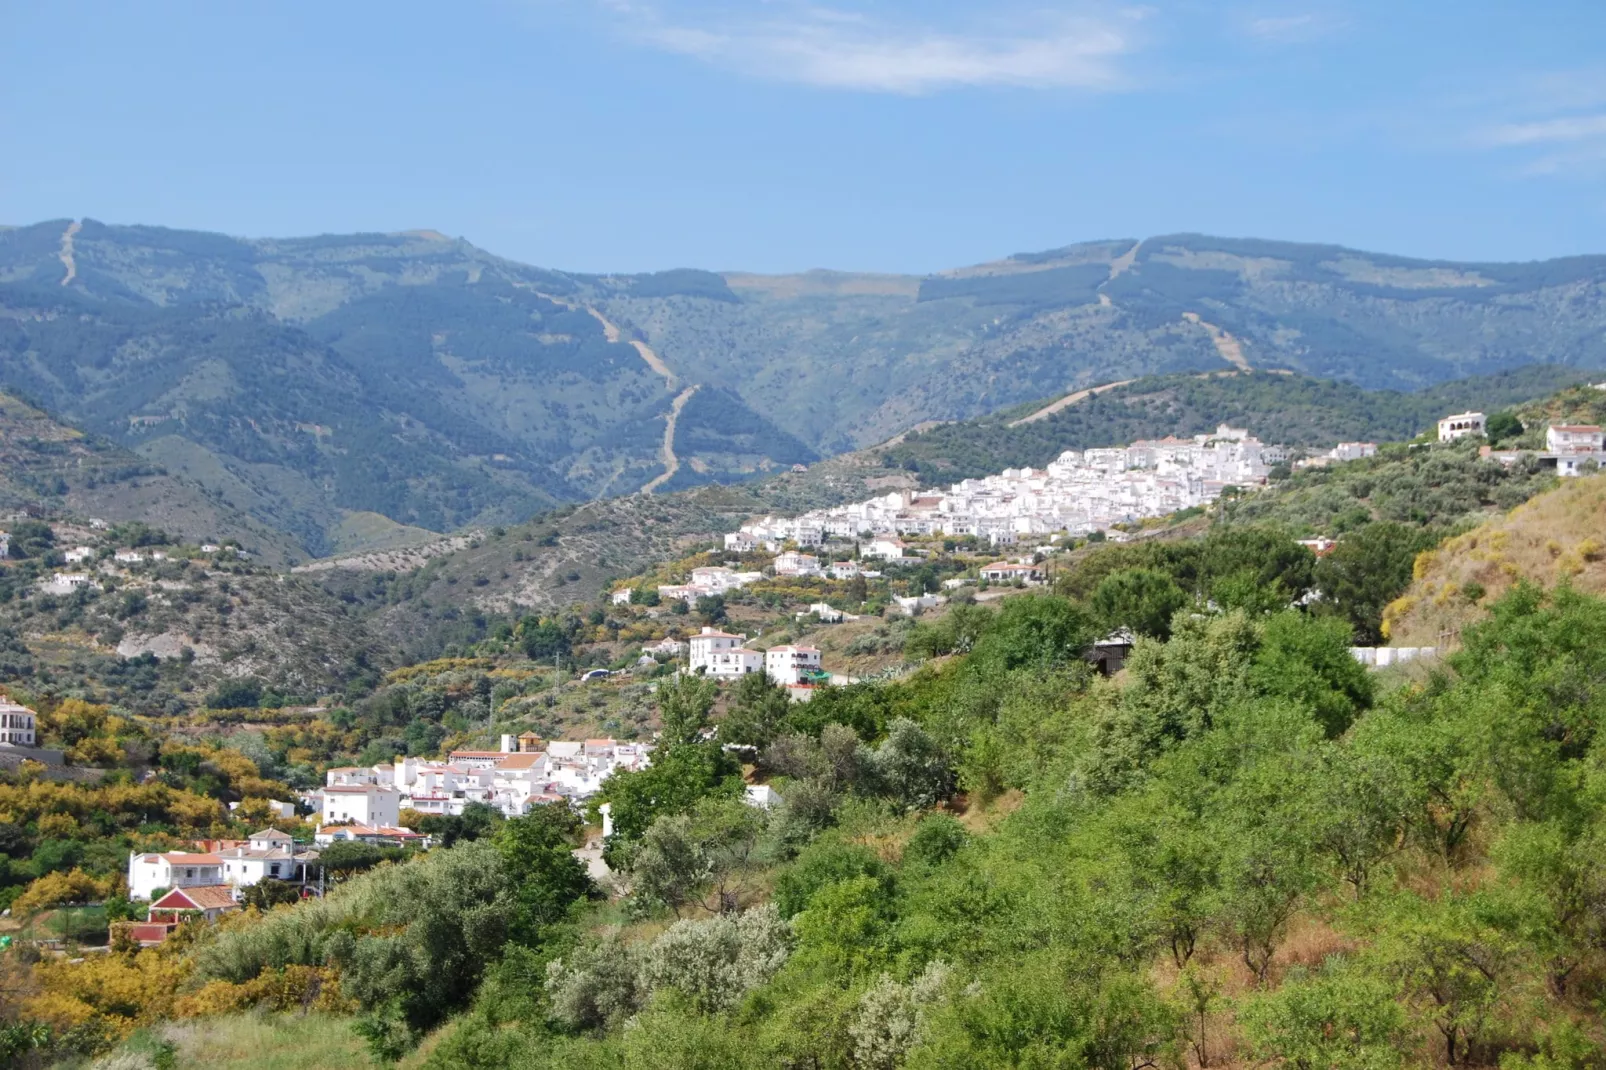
[765,645,823,686]
[319,784,401,828]
[704,646,764,677]
[1438,412,1486,442]
[127,850,225,901]
[688,628,746,672]
[0,698,36,746]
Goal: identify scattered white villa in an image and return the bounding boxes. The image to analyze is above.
[215,828,320,890]
[765,645,823,686]
[979,561,1046,585]
[1546,424,1604,454]
[773,551,822,577]
[1482,421,1606,479]
[0,697,36,747]
[64,546,94,564]
[828,561,860,580]
[126,850,225,901]
[643,637,684,657]
[1438,412,1486,442]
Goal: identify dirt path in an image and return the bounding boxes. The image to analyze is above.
[1182,312,1251,371]
[642,385,699,494]
[582,307,676,386]
[1009,379,1136,427]
[58,220,81,286]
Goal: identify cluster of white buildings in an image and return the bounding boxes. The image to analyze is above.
[312,734,655,823]
[688,627,825,688]
[727,425,1284,548]
[127,827,320,902]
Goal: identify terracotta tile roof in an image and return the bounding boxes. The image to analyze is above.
[154,852,222,865]
[151,885,238,911]
[497,753,546,769]
[449,750,506,758]
[248,828,291,839]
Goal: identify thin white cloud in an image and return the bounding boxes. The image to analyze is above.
[1484,114,1606,147]
[609,3,1144,94]
[1458,68,1606,178]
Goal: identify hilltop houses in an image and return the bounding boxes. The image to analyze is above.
[721,424,1284,552]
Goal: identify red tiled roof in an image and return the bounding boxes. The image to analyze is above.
[449,750,506,758]
[153,852,222,865]
[150,885,238,911]
[497,753,546,769]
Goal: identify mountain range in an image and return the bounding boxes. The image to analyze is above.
[3,219,1605,558]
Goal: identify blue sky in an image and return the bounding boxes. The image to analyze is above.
[3,1,1604,273]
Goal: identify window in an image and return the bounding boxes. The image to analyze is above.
[270,864,281,876]
[185,868,195,878]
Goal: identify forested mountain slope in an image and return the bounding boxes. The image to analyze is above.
[5,220,1605,557]
[0,392,301,564]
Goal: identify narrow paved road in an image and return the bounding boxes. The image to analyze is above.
[58,220,81,286]
[642,385,699,494]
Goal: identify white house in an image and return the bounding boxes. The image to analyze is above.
[772,552,821,577]
[314,824,426,848]
[0,697,36,746]
[688,628,747,673]
[126,850,225,901]
[114,550,146,564]
[705,647,764,678]
[216,829,319,890]
[828,561,860,580]
[765,645,823,686]
[318,784,401,828]
[724,531,759,552]
[610,588,633,606]
[64,546,94,564]
[1438,412,1486,442]
[643,637,684,657]
[862,537,905,561]
[1547,424,1604,453]
[979,561,1045,584]
[1331,442,1377,462]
